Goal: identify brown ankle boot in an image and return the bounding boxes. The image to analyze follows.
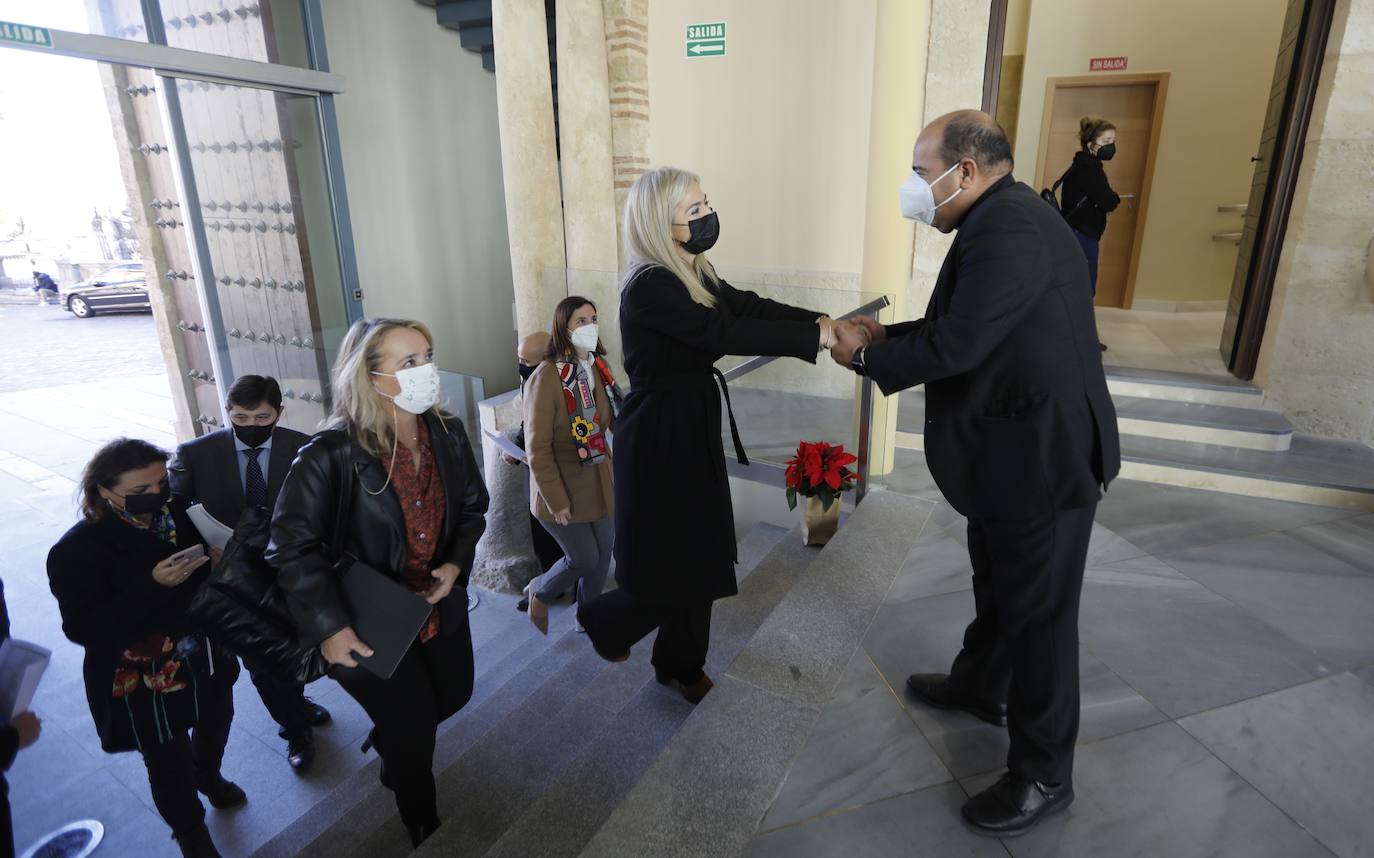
[676,673,714,705]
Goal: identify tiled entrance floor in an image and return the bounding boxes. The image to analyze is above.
[749,479,1374,858]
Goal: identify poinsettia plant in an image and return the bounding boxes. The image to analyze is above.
[785,441,860,512]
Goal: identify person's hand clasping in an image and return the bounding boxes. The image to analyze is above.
[829,320,871,367]
[425,562,462,605]
[12,711,41,749]
[321,626,374,668]
[553,507,573,526]
[209,547,224,566]
[151,553,210,587]
[852,315,887,345]
[501,452,521,466]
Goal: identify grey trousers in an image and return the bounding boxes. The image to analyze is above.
[533,516,614,604]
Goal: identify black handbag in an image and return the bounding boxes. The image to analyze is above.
[187,459,354,684]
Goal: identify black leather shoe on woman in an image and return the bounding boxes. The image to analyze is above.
[961,772,1073,836]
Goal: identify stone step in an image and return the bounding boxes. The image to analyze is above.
[1103,364,1264,408]
[578,492,935,857]
[483,527,819,858]
[251,522,793,858]
[249,591,559,858]
[1119,432,1374,511]
[895,390,1295,452]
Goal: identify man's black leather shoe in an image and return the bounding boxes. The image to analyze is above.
[962,772,1073,836]
[287,735,316,772]
[194,772,247,809]
[906,673,1007,726]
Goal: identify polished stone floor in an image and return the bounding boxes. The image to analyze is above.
[1096,306,1229,377]
[749,479,1374,858]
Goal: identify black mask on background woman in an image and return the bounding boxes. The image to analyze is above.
[1097,143,1117,161]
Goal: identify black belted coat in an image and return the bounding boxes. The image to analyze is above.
[613,266,821,604]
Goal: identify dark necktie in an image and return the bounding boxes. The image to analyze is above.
[244,448,268,510]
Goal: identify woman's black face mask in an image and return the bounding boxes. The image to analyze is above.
[117,481,170,515]
[674,211,720,255]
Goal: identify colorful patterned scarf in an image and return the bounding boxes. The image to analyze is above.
[555,356,623,467]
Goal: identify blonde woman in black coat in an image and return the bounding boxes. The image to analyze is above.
[577,166,848,704]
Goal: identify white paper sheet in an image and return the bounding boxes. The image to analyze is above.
[0,638,50,720]
[187,503,236,551]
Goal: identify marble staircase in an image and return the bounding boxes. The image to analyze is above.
[250,492,930,857]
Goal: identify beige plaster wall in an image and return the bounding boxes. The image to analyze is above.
[645,0,878,279]
[1014,0,1288,305]
[1255,0,1374,444]
[324,0,518,394]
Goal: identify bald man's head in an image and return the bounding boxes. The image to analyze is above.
[910,110,1014,233]
[518,331,552,366]
[918,110,1013,176]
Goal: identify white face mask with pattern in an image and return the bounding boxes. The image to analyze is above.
[372,363,440,415]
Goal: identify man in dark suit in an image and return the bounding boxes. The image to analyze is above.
[832,110,1120,836]
[169,375,331,772]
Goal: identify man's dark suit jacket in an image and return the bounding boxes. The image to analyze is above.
[865,174,1120,520]
[169,426,310,526]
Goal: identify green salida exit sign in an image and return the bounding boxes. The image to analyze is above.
[0,20,53,49]
[686,22,725,58]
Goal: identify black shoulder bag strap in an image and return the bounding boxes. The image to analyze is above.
[1055,165,1091,219]
[328,439,356,565]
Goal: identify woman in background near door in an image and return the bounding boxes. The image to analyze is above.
[522,295,620,635]
[1060,116,1120,351]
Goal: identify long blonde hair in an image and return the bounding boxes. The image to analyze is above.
[620,166,719,307]
[324,317,440,457]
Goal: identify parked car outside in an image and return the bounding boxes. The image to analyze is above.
[61,263,150,318]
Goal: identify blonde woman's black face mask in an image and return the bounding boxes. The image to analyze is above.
[674,211,720,254]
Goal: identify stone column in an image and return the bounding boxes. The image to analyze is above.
[857,0,931,474]
[493,0,567,336]
[556,0,624,372]
[602,0,651,268]
[556,0,619,274]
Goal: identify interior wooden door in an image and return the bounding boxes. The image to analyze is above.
[1041,83,1157,308]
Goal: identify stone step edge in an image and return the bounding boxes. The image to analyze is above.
[250,523,792,858]
[486,527,824,858]
[577,493,933,858]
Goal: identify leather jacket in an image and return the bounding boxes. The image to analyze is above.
[266,412,490,648]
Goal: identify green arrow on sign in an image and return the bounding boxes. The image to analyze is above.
[0,20,54,49]
[686,21,726,58]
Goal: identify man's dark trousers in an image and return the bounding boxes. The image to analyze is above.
[948,503,1096,785]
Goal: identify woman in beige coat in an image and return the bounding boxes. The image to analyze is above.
[523,296,621,634]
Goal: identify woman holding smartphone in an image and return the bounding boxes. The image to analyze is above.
[48,438,243,858]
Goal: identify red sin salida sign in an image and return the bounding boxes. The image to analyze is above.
[1090,56,1128,72]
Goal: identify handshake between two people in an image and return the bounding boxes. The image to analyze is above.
[818,315,886,369]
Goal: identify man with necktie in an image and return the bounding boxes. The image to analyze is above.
[170,375,331,772]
